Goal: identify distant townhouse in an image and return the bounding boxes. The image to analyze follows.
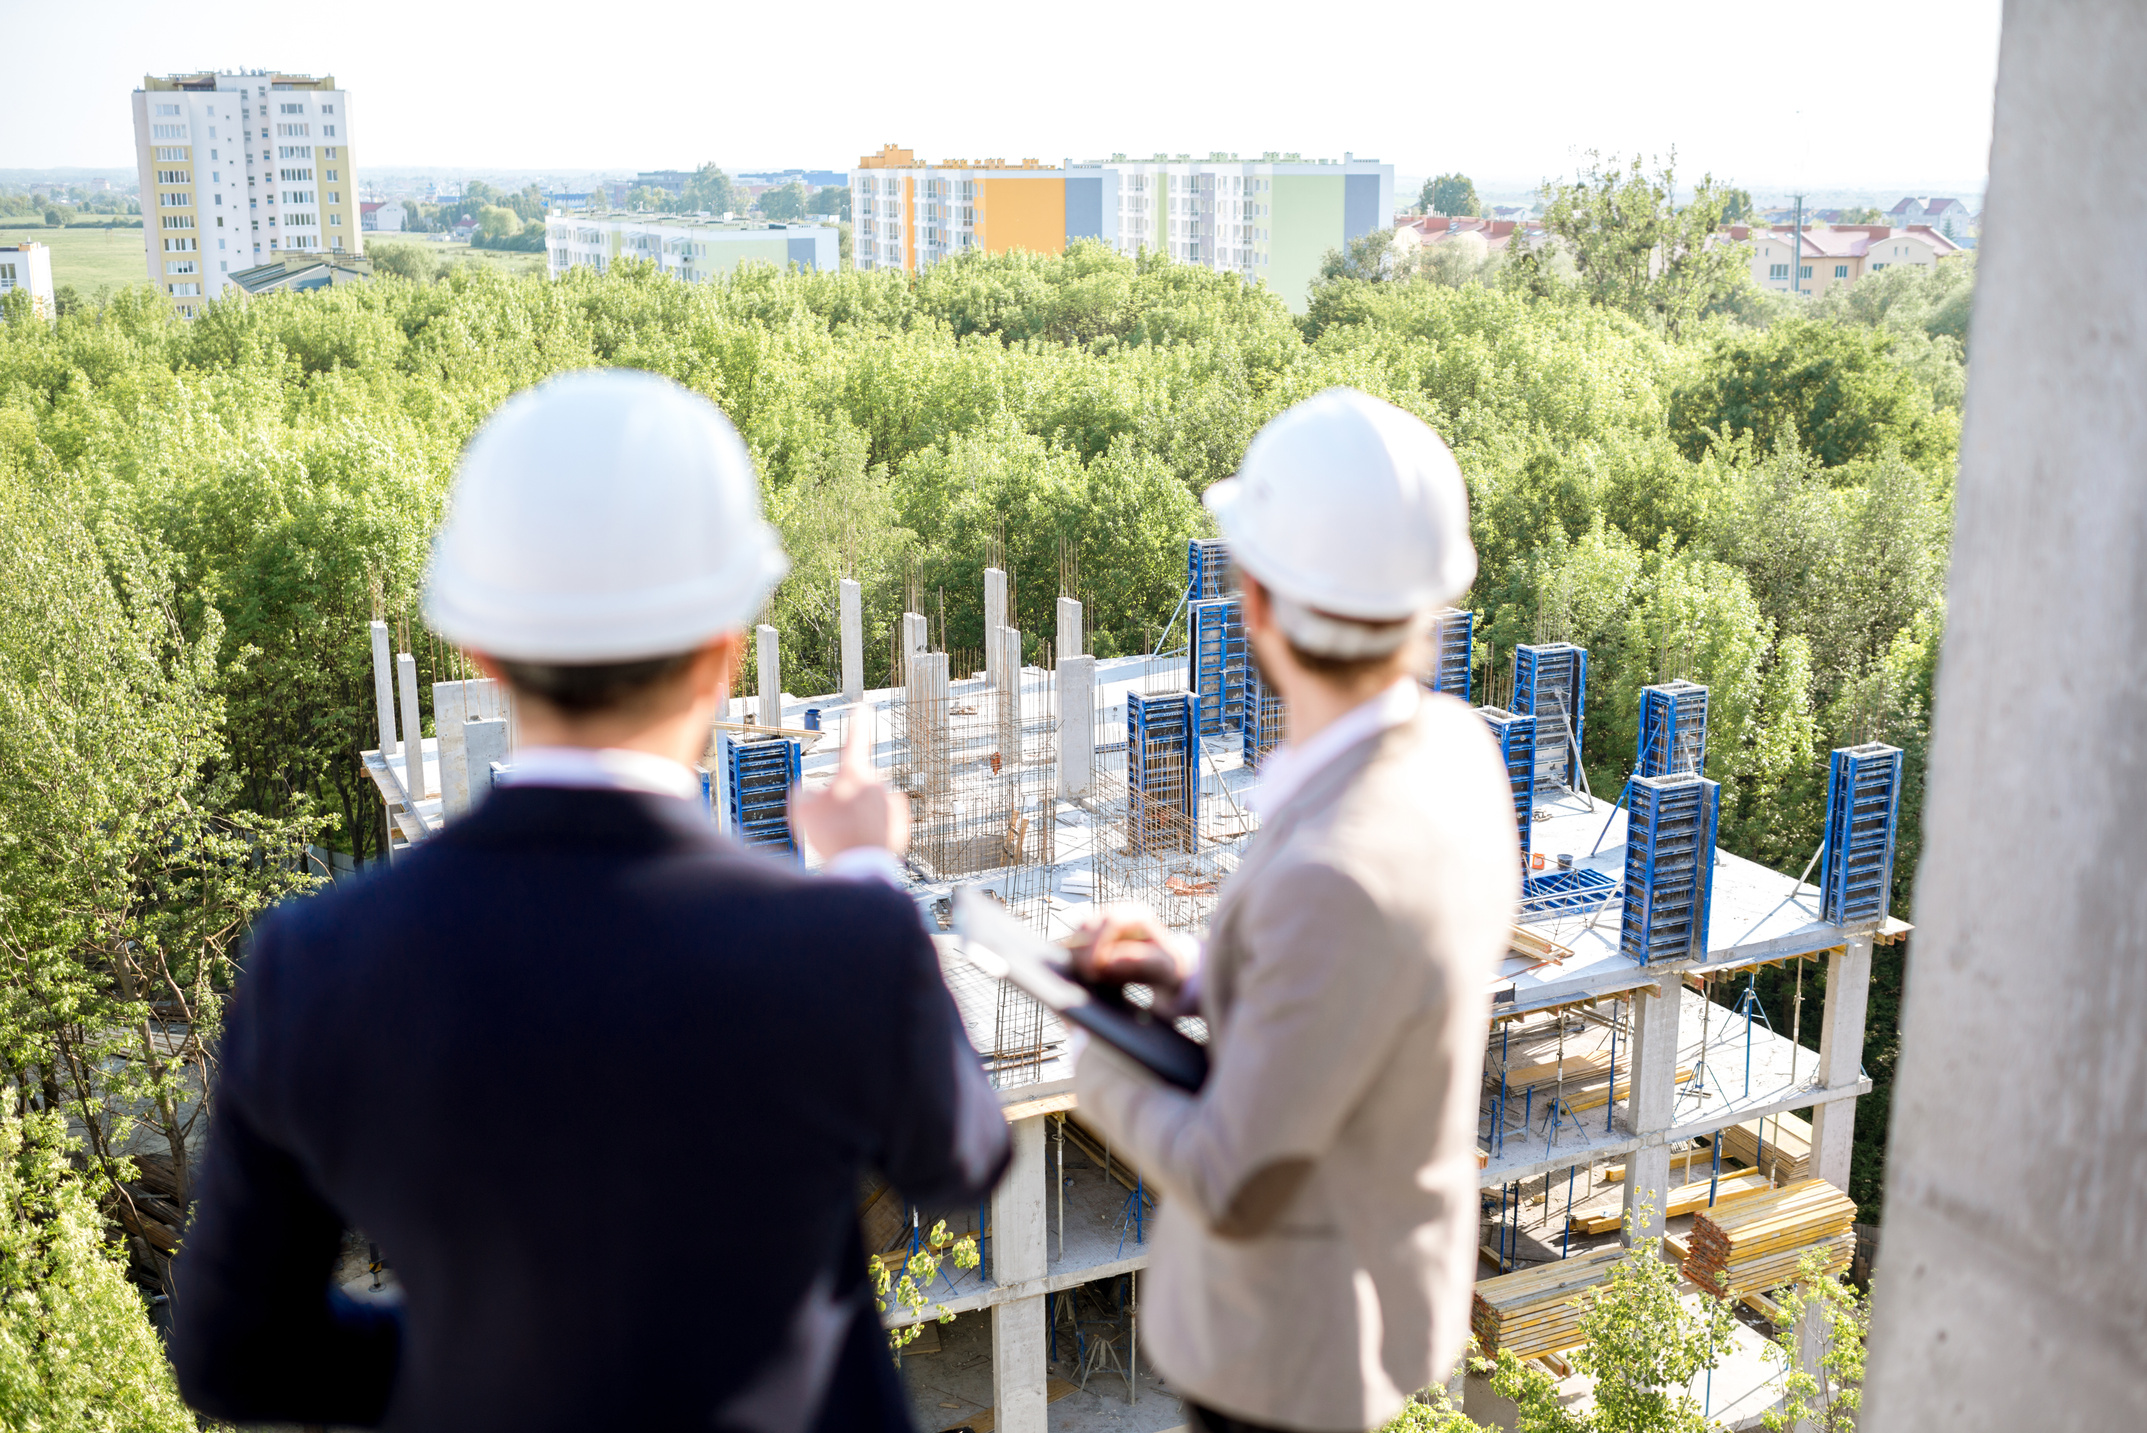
[361,199,405,233]
[1740,223,1965,295]
[0,241,56,321]
[1887,196,1974,241]
[131,70,360,317]
[849,145,1394,313]
[1392,215,1547,261]
[545,213,839,283]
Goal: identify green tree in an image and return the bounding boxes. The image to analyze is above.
[809,185,852,221]
[0,1110,195,1431]
[1423,172,1482,217]
[683,162,737,215]
[1722,188,1755,224]
[1760,1251,1869,1433]
[1539,152,1753,335]
[476,204,524,240]
[758,182,810,221]
[42,208,62,227]
[1319,230,1403,283]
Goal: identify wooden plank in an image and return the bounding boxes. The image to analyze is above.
[1001,1091,1076,1123]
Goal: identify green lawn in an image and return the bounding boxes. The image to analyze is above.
[1,225,155,296]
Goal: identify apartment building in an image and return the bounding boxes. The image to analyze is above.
[850,145,1394,312]
[132,71,361,317]
[545,214,839,284]
[0,242,56,321]
[1742,223,1964,296]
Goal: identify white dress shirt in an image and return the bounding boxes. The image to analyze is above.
[1246,675,1422,819]
[502,745,905,887]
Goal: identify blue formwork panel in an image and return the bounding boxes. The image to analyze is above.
[1636,679,1709,779]
[719,732,802,857]
[1427,607,1474,702]
[1242,662,1285,774]
[1620,773,1720,963]
[1186,538,1231,602]
[1478,706,1536,869]
[1820,743,1903,930]
[1128,690,1199,851]
[1512,643,1588,795]
[1189,597,1247,735]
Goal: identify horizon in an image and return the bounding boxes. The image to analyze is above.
[1,0,2001,194]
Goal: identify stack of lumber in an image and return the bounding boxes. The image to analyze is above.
[1565,1170,1774,1236]
[1682,1178,1856,1298]
[1716,1112,1813,1181]
[1470,1246,1623,1359]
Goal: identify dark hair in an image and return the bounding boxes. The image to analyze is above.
[492,651,699,715]
[1282,638,1410,683]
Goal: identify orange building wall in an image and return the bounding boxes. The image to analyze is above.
[976,176,1066,257]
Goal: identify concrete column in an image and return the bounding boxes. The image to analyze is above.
[908,652,950,798]
[755,623,781,731]
[1057,655,1096,800]
[839,578,864,705]
[1806,936,1871,1193]
[997,628,1023,760]
[901,612,928,684]
[396,652,428,800]
[991,1115,1049,1433]
[369,621,397,753]
[1861,9,2147,1428]
[434,680,471,819]
[984,567,1008,689]
[1055,596,1083,662]
[464,718,509,808]
[1619,986,1680,1245]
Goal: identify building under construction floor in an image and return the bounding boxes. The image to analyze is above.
[360,550,1902,1433]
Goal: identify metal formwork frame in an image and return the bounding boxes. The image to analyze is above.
[1188,597,1246,736]
[1241,662,1285,774]
[1478,706,1537,868]
[1512,643,1589,795]
[1635,679,1709,779]
[1186,538,1231,602]
[720,733,802,856]
[1620,772,1720,963]
[1428,607,1474,702]
[1127,691,1199,854]
[1819,742,1903,930]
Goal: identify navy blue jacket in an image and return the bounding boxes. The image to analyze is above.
[170,786,1009,1432]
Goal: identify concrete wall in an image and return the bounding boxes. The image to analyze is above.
[1862,5,2147,1428]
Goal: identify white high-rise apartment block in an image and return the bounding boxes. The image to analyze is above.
[850,146,1393,312]
[0,242,57,322]
[132,71,362,317]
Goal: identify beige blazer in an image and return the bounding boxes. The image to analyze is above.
[1075,695,1517,1432]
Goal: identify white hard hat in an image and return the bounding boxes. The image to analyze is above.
[423,369,788,663]
[1203,387,1476,622]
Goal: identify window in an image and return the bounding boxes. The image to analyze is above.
[1870,261,1888,271]
[279,145,312,160]
[0,263,14,287]
[159,191,191,207]
[167,259,197,275]
[162,236,197,252]
[322,104,335,114]
[323,147,339,159]
[155,103,181,116]
[325,168,338,181]
[156,169,190,184]
[1799,265,1813,279]
[160,215,195,229]
[215,195,222,206]
[285,191,315,205]
[323,125,337,137]
[280,102,306,114]
[277,123,309,137]
[279,168,314,182]
[152,124,187,139]
[329,213,342,226]
[169,283,201,296]
[155,146,186,161]
[1834,264,1848,278]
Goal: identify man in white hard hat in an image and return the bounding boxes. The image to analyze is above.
[172,370,1009,1432]
[1072,388,1518,1432]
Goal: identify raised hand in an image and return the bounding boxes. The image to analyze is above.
[789,720,911,860]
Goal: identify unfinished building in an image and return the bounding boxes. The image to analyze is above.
[361,540,1902,1433]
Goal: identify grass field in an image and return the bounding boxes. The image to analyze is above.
[1,225,154,295]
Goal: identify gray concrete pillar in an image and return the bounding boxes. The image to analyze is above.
[755,623,781,731]
[1057,655,1096,800]
[997,627,1023,760]
[1861,7,2147,1428]
[984,567,1008,689]
[434,680,471,818]
[1055,596,1083,662]
[908,651,949,798]
[991,1115,1049,1433]
[464,718,509,809]
[1619,987,1680,1245]
[839,578,864,705]
[1807,936,1871,1193]
[396,652,428,800]
[369,620,397,753]
[901,612,928,685]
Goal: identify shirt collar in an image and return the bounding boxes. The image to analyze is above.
[1248,677,1420,818]
[500,746,702,803]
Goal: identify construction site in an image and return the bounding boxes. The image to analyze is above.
[361,538,1904,1433]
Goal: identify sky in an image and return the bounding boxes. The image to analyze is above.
[1,0,2004,194]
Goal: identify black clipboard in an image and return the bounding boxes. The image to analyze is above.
[952,888,1209,1092]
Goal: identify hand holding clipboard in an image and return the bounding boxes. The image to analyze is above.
[951,888,1209,1092]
